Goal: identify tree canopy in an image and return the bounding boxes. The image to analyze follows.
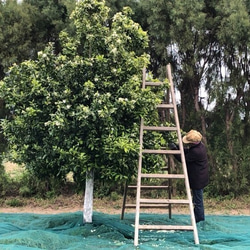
[0,0,165,186]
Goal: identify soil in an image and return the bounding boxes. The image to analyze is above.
[0,194,250,215]
[0,195,83,214]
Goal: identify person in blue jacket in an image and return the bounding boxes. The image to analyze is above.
[169,129,209,223]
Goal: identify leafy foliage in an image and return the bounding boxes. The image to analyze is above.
[0,0,166,187]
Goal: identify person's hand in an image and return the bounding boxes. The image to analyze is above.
[168,142,178,150]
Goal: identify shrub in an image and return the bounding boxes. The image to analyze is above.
[6,198,25,207]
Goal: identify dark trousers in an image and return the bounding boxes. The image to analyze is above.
[192,189,205,223]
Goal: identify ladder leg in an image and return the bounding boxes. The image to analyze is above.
[120,181,128,220]
[187,189,199,244]
[167,64,199,244]
[134,117,144,246]
[134,173,141,246]
[168,156,172,219]
[190,202,199,244]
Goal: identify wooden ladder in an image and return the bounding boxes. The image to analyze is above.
[131,64,199,246]
[120,156,173,220]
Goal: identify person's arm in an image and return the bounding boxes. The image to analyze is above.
[169,143,181,162]
[168,142,189,162]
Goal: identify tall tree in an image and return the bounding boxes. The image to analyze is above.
[0,0,33,80]
[167,0,219,140]
[0,0,71,80]
[206,0,250,196]
[23,0,69,54]
[136,0,218,141]
[138,0,172,77]
[130,0,250,196]
[215,0,250,145]
[0,0,165,222]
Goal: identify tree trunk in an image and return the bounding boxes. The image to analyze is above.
[83,169,94,223]
[194,85,207,145]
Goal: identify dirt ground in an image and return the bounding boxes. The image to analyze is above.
[0,195,128,215]
[0,194,249,215]
[2,162,250,215]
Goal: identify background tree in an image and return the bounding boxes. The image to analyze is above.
[23,0,71,54]
[207,0,250,196]
[127,0,250,197]
[138,0,172,77]
[134,0,216,138]
[0,0,73,159]
[0,0,32,80]
[0,0,72,81]
[0,0,35,155]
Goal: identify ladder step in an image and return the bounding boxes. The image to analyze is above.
[161,167,169,171]
[128,185,169,189]
[140,198,190,204]
[143,126,177,131]
[157,104,174,109]
[125,204,170,208]
[142,149,181,154]
[138,225,194,230]
[145,82,163,86]
[141,173,185,179]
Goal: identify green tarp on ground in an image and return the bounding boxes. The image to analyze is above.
[0,211,249,249]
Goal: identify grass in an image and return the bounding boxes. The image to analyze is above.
[3,161,24,177]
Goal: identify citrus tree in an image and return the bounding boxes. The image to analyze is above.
[0,0,165,222]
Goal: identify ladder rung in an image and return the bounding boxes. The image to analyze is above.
[125,204,170,208]
[128,185,169,189]
[145,82,163,86]
[140,198,190,204]
[142,149,181,154]
[138,225,194,230]
[157,104,174,109]
[141,173,185,179]
[161,167,169,171]
[143,126,177,131]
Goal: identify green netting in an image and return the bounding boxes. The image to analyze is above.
[0,211,250,249]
